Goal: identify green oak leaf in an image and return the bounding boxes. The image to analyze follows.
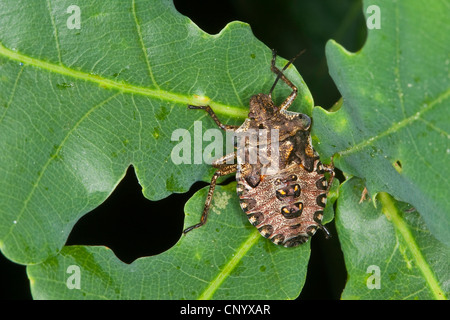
[312,0,450,246]
[27,183,314,300]
[0,0,312,265]
[336,177,448,300]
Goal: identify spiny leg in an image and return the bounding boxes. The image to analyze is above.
[269,49,305,112]
[317,161,335,239]
[359,187,368,204]
[318,224,331,239]
[324,163,335,194]
[183,163,237,234]
[188,105,239,131]
[211,151,236,166]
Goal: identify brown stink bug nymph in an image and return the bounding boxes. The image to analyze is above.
[183,50,334,247]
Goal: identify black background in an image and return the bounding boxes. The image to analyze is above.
[1,0,367,300]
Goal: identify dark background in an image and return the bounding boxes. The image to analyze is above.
[1,0,366,300]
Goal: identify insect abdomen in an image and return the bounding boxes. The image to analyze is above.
[237,160,327,247]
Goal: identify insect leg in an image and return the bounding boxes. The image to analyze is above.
[359,186,368,204]
[211,152,236,167]
[183,163,237,234]
[317,224,331,239]
[323,162,335,193]
[318,159,334,239]
[269,49,305,112]
[188,105,239,131]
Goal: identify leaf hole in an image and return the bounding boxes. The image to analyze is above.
[66,166,206,264]
[393,160,403,173]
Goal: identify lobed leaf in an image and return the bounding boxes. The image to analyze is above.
[336,177,448,300]
[312,0,450,246]
[0,0,312,265]
[27,183,312,300]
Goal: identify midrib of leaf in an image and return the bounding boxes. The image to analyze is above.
[0,43,248,119]
[378,192,446,300]
[197,229,260,300]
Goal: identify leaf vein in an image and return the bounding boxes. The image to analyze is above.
[131,0,160,90]
[394,2,406,119]
[338,88,450,157]
[226,33,244,106]
[45,0,62,64]
[2,93,121,243]
[0,65,24,124]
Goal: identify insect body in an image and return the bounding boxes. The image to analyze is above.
[183,50,334,247]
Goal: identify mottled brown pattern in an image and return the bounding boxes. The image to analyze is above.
[183,50,334,247]
[237,158,329,247]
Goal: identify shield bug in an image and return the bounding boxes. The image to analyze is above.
[183,50,334,247]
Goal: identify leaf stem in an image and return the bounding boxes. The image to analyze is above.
[378,192,446,300]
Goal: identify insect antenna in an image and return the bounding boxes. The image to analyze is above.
[269,49,306,96]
